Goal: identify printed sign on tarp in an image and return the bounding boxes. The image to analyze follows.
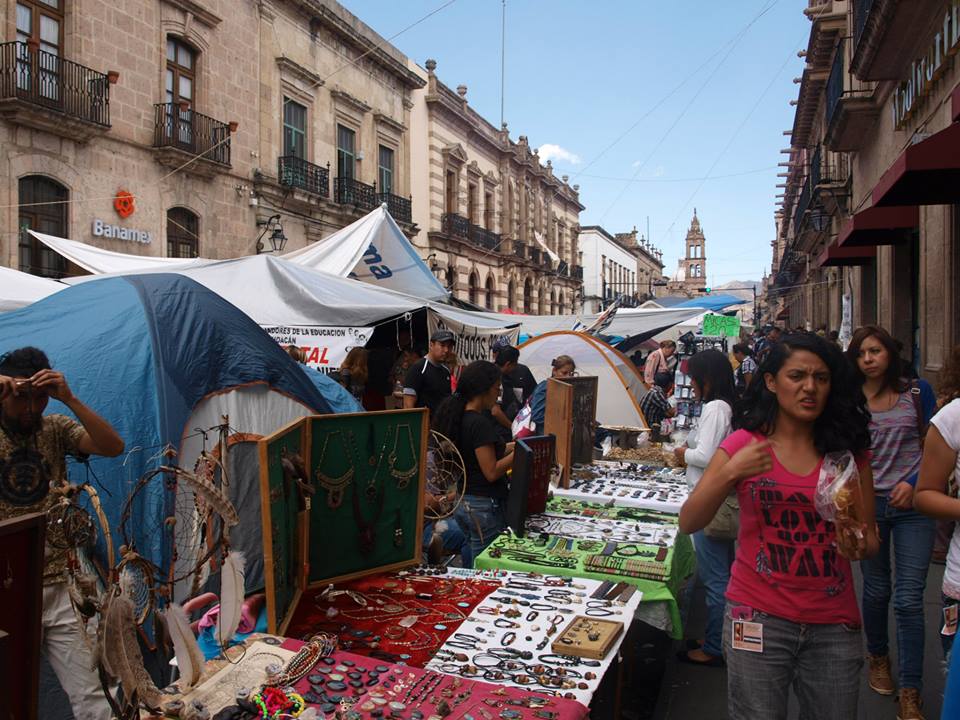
[263,325,372,372]
[702,313,741,338]
[427,311,520,364]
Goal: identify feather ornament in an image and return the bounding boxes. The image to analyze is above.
[163,603,205,690]
[215,552,246,649]
[101,581,163,710]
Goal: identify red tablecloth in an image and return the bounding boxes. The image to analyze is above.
[280,640,590,720]
[284,572,499,668]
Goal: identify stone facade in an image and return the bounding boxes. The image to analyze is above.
[774,0,960,381]
[578,225,663,313]
[409,59,584,314]
[666,211,708,297]
[1,0,422,275]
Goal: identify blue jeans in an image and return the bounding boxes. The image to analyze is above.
[454,495,507,568]
[423,518,468,558]
[724,603,863,720]
[694,530,734,657]
[860,494,935,690]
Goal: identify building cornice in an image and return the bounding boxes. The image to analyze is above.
[276,56,324,87]
[163,0,222,28]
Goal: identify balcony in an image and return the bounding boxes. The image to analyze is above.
[803,1,849,71]
[334,176,377,211]
[0,41,111,141]
[513,242,526,259]
[441,212,470,238]
[153,103,231,175]
[810,145,850,212]
[851,0,944,81]
[529,247,542,264]
[378,192,412,224]
[278,156,329,198]
[557,260,570,277]
[794,177,812,236]
[469,224,501,252]
[572,265,584,280]
[824,39,879,152]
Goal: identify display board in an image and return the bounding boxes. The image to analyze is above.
[259,419,309,633]
[506,434,555,537]
[0,512,45,720]
[567,376,598,465]
[544,378,573,487]
[307,410,427,585]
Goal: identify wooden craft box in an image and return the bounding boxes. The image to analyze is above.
[551,615,624,660]
[545,376,598,487]
[259,409,428,633]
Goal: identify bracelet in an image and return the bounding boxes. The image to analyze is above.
[538,654,580,666]
[495,618,520,628]
[385,625,406,640]
[501,631,517,646]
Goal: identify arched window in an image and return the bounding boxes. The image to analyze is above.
[508,278,516,308]
[505,182,513,235]
[18,175,67,277]
[167,207,199,258]
[550,289,557,315]
[523,278,533,313]
[558,291,565,315]
[485,275,495,310]
[468,271,479,305]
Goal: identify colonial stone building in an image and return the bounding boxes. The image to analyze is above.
[1,0,422,275]
[665,211,708,297]
[773,0,960,381]
[578,225,663,313]
[409,59,584,314]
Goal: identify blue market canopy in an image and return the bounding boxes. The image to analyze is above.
[672,294,744,312]
[0,274,352,590]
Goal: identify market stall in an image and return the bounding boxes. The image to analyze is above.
[552,461,689,513]
[475,498,694,640]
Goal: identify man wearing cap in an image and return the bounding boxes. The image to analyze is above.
[403,330,455,415]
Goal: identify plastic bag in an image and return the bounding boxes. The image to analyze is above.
[512,399,535,439]
[815,450,864,555]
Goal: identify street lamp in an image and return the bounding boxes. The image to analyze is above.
[256,214,287,254]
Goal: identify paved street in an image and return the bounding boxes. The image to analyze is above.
[653,565,948,720]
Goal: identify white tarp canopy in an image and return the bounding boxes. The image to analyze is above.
[518,331,650,429]
[490,306,706,341]
[30,205,446,300]
[0,265,66,311]
[281,204,448,300]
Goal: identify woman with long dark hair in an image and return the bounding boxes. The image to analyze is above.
[432,360,514,567]
[680,333,877,720]
[673,349,736,666]
[846,325,936,717]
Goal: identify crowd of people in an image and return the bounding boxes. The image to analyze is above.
[676,323,960,720]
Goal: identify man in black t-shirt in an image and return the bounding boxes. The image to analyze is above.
[403,330,456,415]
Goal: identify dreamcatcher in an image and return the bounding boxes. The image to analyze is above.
[424,430,465,521]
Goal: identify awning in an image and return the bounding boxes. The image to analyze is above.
[814,241,876,268]
[836,205,919,248]
[873,122,960,206]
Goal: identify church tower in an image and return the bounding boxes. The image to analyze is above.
[680,209,706,292]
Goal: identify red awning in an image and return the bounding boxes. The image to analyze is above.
[814,241,876,268]
[836,205,919,248]
[873,122,960,206]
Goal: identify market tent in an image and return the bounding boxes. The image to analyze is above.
[673,294,743,312]
[282,204,448,301]
[495,306,705,343]
[518,331,650,429]
[0,265,65,311]
[28,229,211,274]
[0,274,354,595]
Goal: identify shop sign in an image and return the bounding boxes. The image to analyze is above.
[91,218,153,244]
[892,0,960,129]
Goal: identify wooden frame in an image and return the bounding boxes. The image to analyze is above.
[0,512,46,720]
[259,409,428,634]
[545,378,573,487]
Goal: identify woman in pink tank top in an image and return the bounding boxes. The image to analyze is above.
[679,332,878,720]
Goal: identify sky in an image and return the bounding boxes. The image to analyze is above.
[344,0,807,287]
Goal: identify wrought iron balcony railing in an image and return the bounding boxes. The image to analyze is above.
[153,102,231,165]
[378,192,412,224]
[0,41,110,126]
[470,224,500,251]
[514,242,526,259]
[853,0,876,54]
[334,176,377,210]
[794,177,812,234]
[441,213,470,238]
[278,156,328,197]
[572,265,584,280]
[557,260,569,277]
[825,39,845,132]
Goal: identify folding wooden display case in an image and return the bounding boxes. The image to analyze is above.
[545,376,598,487]
[259,409,428,634]
[506,434,556,537]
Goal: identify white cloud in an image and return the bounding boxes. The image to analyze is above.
[631,159,642,168]
[538,143,581,165]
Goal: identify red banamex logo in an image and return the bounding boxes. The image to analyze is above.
[113,190,135,219]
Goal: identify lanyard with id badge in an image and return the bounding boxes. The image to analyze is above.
[731,605,763,653]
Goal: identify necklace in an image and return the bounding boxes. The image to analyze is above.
[314,431,353,508]
[389,423,418,489]
[352,483,384,556]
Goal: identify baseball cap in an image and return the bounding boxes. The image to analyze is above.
[430,329,456,344]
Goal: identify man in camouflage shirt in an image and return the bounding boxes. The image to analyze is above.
[0,347,124,720]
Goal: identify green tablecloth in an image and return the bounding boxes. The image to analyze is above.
[476,499,695,639]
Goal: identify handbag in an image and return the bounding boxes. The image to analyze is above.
[704,493,739,540]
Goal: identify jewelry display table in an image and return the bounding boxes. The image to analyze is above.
[475,499,695,640]
[552,462,689,514]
